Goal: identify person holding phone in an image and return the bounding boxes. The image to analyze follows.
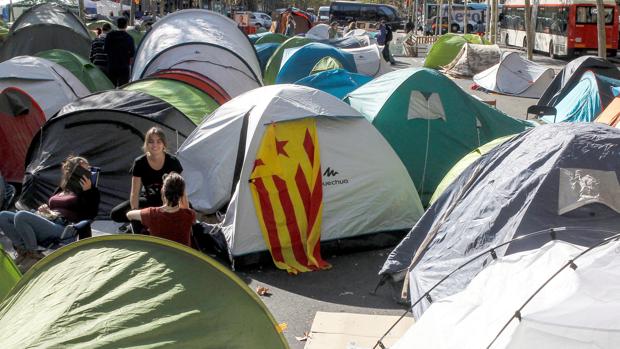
[0,155,100,271]
[110,127,183,233]
[126,172,195,246]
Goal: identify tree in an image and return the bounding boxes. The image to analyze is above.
[596,0,607,59]
[524,0,532,59]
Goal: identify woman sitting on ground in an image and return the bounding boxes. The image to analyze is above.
[110,127,183,232]
[0,155,100,268]
[126,172,195,246]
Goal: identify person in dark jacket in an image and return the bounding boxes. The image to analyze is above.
[104,17,135,87]
[90,23,112,76]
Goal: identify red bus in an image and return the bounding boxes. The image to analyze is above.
[500,0,618,57]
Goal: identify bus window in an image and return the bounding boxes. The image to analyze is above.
[576,6,614,24]
[516,8,525,30]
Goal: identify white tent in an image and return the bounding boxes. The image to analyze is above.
[306,23,329,40]
[177,84,424,258]
[343,44,391,77]
[131,9,262,98]
[0,56,90,119]
[473,52,555,98]
[443,43,501,78]
[392,239,620,348]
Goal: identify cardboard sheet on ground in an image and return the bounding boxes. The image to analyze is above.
[304,311,413,349]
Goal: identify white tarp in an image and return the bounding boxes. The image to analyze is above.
[392,239,620,349]
[473,52,555,98]
[131,9,262,98]
[306,23,329,40]
[0,56,89,119]
[343,44,391,78]
[178,84,424,256]
[443,43,501,78]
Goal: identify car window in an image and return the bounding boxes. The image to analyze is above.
[378,6,395,21]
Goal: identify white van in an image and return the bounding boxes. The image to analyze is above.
[319,6,330,22]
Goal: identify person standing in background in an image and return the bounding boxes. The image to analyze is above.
[104,17,135,87]
[90,23,112,78]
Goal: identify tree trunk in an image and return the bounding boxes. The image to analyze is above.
[489,0,496,43]
[485,0,491,41]
[464,0,468,34]
[524,0,533,59]
[78,0,85,21]
[596,0,607,59]
[447,0,452,33]
[437,0,443,35]
[130,0,136,26]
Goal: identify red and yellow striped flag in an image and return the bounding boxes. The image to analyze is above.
[249,118,330,274]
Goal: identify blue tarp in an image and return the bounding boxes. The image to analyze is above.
[543,71,620,123]
[295,69,372,99]
[256,42,281,73]
[275,42,357,84]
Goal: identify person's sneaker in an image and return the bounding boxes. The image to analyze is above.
[117,223,131,233]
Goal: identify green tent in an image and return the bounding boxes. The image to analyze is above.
[263,36,313,85]
[424,33,486,69]
[310,56,344,75]
[0,236,289,349]
[345,68,532,205]
[429,135,514,205]
[255,33,288,45]
[0,247,20,302]
[124,78,219,124]
[36,49,114,92]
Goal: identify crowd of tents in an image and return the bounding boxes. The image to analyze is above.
[0,4,619,347]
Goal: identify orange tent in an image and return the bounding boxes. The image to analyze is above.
[595,96,620,127]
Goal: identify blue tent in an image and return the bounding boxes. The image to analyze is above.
[295,69,372,99]
[255,42,281,73]
[275,43,357,84]
[543,71,620,123]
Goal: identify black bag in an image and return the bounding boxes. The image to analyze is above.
[385,25,393,42]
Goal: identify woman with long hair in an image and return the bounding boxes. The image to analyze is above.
[110,127,183,232]
[0,155,100,270]
[126,172,195,246]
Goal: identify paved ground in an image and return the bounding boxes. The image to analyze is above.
[237,48,569,348]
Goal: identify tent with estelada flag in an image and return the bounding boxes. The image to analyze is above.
[177,85,424,273]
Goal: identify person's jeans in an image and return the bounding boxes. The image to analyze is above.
[0,211,65,251]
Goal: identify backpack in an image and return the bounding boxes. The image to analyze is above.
[385,25,393,42]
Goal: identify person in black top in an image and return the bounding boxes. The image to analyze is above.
[104,17,135,87]
[110,127,183,232]
[90,23,111,77]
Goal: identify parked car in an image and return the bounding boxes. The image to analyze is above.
[250,12,272,28]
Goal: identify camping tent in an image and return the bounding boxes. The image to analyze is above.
[149,69,231,106]
[36,49,114,92]
[443,43,501,78]
[0,87,45,183]
[310,56,343,74]
[264,36,313,85]
[343,44,391,77]
[0,56,90,119]
[379,123,620,319]
[254,32,288,45]
[0,236,288,348]
[275,43,357,84]
[131,9,262,98]
[0,3,91,61]
[295,69,372,99]
[177,85,424,261]
[541,71,620,123]
[429,135,513,205]
[17,90,196,218]
[272,8,312,35]
[473,52,555,98]
[345,68,531,205]
[538,55,620,107]
[596,96,620,127]
[124,78,218,125]
[0,246,20,302]
[424,33,485,69]
[306,23,329,40]
[391,239,620,349]
[256,42,281,72]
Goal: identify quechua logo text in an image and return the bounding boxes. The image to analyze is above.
[322,167,349,186]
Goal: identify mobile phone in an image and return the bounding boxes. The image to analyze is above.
[90,167,101,188]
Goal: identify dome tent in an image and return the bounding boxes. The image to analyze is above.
[0,3,91,61]
[380,123,620,319]
[423,33,485,69]
[18,90,196,218]
[0,56,90,119]
[0,87,45,183]
[131,9,262,99]
[36,49,114,92]
[263,36,313,85]
[345,68,531,205]
[0,236,288,348]
[295,69,372,99]
[150,69,231,106]
[443,43,501,78]
[177,85,424,262]
[256,42,281,72]
[275,43,357,84]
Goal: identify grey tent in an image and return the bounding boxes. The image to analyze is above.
[538,55,620,107]
[17,90,196,218]
[443,43,501,78]
[0,3,91,61]
[379,123,620,319]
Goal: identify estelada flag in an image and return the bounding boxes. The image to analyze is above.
[249,118,330,274]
